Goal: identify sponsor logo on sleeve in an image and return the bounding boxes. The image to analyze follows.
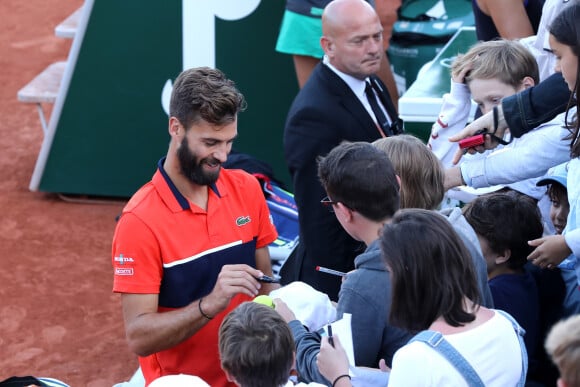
[114,254,135,265]
[115,267,134,276]
[114,253,135,276]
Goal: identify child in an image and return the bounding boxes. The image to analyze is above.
[535,162,580,320]
[532,161,572,267]
[463,190,566,385]
[537,162,570,237]
[218,301,326,387]
[373,134,494,308]
[430,39,570,221]
[463,191,543,346]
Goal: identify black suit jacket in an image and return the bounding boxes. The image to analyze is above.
[282,62,402,300]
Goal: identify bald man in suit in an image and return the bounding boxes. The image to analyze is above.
[282,0,403,300]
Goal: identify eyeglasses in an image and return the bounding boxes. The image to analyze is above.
[321,196,339,212]
[320,196,338,212]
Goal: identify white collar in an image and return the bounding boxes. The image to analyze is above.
[323,55,367,100]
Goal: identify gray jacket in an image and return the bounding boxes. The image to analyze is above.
[290,241,412,385]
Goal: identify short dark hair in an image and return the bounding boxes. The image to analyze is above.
[548,182,568,205]
[380,209,480,331]
[169,67,246,129]
[463,190,543,270]
[219,302,294,387]
[318,141,400,221]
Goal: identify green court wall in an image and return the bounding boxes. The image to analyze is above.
[35,1,296,197]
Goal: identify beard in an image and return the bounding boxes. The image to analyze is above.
[177,136,221,186]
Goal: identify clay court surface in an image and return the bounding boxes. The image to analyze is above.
[1,1,138,385]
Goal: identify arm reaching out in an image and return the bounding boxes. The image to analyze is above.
[450,72,571,164]
[527,235,572,269]
[449,105,508,164]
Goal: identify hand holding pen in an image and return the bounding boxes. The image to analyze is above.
[317,334,351,386]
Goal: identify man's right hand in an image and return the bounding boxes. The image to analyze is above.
[203,264,263,316]
[121,264,263,356]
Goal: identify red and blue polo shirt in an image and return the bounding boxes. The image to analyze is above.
[112,159,278,386]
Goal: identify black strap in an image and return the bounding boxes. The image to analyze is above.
[467,107,513,146]
[368,77,404,135]
[472,129,512,146]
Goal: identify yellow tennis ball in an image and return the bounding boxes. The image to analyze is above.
[253,295,275,308]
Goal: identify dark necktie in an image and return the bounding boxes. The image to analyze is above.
[365,81,393,137]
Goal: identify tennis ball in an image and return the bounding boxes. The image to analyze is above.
[253,295,275,308]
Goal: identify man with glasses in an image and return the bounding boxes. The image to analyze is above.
[275,142,411,384]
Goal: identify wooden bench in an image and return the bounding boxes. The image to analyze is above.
[54,7,82,39]
[19,6,80,132]
[17,61,66,133]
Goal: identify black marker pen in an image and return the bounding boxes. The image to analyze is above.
[256,275,280,283]
[328,324,334,348]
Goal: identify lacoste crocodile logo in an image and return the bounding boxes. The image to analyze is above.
[236,216,251,226]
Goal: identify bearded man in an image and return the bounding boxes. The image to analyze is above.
[111,67,278,387]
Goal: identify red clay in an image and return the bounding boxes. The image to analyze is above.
[0,1,137,385]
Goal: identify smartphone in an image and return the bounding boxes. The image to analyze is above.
[459,133,485,149]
